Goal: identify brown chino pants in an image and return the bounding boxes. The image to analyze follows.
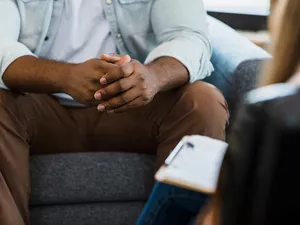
[0,81,229,225]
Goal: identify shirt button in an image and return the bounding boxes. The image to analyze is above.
[106,0,112,4]
[116,33,122,39]
[44,36,49,41]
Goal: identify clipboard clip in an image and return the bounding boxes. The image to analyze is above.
[164,136,195,165]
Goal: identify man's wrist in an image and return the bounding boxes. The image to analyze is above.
[58,63,77,93]
[145,63,164,93]
[3,55,77,94]
[34,58,76,94]
[145,56,189,92]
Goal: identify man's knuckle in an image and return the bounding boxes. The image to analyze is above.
[105,101,113,108]
[117,97,125,105]
[120,66,126,73]
[110,98,117,105]
[139,76,144,82]
[112,98,122,107]
[102,89,108,95]
[121,66,130,77]
[98,90,107,99]
[141,93,150,101]
[138,72,145,81]
[138,82,147,90]
[120,95,128,104]
[132,59,139,65]
[118,80,126,90]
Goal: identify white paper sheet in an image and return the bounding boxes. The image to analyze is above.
[156,135,228,193]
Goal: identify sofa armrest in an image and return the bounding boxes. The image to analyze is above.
[204,16,271,121]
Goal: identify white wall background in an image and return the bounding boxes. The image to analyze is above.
[203,0,270,14]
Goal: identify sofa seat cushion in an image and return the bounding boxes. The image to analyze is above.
[30,202,144,225]
[30,153,155,206]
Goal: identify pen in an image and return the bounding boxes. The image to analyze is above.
[165,136,194,165]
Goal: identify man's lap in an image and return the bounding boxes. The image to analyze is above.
[0,81,228,156]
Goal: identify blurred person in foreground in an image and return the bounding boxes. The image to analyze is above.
[136,0,300,224]
[199,0,300,224]
[0,0,229,224]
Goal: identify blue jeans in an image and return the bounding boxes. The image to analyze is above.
[136,182,209,225]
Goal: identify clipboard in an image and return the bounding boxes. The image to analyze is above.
[155,135,228,194]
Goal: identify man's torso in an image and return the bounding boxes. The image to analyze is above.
[15,0,157,63]
[47,0,116,63]
[15,0,158,105]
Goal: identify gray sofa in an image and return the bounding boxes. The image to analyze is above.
[29,17,270,225]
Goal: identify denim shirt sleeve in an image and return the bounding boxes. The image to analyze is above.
[144,0,214,82]
[0,0,36,89]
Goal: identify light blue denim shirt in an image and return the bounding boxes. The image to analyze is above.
[0,0,213,91]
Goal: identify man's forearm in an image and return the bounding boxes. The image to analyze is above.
[3,56,72,93]
[146,57,189,92]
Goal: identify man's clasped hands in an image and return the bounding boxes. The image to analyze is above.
[66,54,160,113]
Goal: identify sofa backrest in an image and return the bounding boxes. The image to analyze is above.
[205,16,271,124]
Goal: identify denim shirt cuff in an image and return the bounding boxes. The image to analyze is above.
[0,40,36,89]
[144,40,214,83]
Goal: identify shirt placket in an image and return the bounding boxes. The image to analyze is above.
[38,0,64,57]
[103,0,128,54]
